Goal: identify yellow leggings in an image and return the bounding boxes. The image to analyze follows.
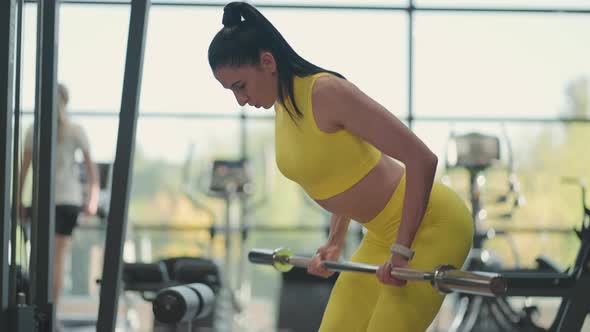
[319,176,473,332]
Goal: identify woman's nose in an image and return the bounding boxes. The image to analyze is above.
[234,92,249,106]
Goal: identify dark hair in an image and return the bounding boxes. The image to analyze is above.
[208,1,344,121]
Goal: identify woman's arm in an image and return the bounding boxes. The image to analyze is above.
[312,76,438,249]
[308,214,350,277]
[82,151,100,215]
[326,214,351,247]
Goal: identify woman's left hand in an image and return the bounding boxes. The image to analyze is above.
[376,253,409,286]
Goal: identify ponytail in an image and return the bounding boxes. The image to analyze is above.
[208,1,344,121]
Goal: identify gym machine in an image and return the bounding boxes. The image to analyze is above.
[453,178,590,332]
[2,0,67,330]
[123,257,221,331]
[445,132,590,331]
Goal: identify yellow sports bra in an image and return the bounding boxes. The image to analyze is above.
[275,72,382,200]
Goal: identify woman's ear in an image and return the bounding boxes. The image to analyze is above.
[260,51,277,74]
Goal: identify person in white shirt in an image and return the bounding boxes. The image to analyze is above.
[19,83,100,308]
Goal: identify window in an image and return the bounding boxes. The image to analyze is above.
[414,13,590,119]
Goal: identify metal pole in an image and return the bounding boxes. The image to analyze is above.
[552,237,590,331]
[18,0,590,14]
[29,0,43,308]
[96,1,149,330]
[9,0,25,308]
[0,0,17,329]
[31,0,60,330]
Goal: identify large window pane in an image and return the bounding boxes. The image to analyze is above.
[69,116,119,162]
[21,5,37,111]
[59,5,129,112]
[129,117,241,223]
[140,7,238,114]
[56,0,408,5]
[140,7,407,117]
[414,13,590,118]
[252,0,407,5]
[21,5,129,112]
[416,0,590,9]
[266,8,407,116]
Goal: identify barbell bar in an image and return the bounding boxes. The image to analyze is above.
[248,247,506,297]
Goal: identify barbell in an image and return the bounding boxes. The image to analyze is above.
[249,247,506,297]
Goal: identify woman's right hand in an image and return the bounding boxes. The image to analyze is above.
[307,243,342,278]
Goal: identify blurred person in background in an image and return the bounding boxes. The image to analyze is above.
[18,83,100,312]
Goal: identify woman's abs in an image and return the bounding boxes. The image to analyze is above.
[315,155,405,223]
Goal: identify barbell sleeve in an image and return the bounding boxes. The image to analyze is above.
[247,248,276,266]
[431,265,507,297]
[248,247,506,297]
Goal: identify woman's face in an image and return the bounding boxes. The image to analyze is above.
[213,52,278,110]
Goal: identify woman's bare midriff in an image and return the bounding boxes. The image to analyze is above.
[314,155,405,223]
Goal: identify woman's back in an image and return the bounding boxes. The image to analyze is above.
[24,122,90,206]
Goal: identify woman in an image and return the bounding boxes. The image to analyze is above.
[209,2,473,331]
[19,83,100,308]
